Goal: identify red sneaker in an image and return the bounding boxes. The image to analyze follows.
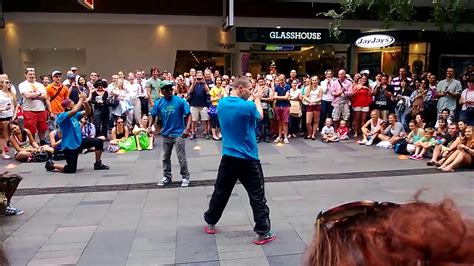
[204,225,216,234]
[254,231,276,245]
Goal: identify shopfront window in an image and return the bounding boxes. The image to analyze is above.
[409,42,430,75]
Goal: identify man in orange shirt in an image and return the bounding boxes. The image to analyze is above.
[47,71,70,119]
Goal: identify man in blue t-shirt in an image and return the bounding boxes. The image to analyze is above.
[150,81,192,187]
[45,93,109,173]
[204,76,275,245]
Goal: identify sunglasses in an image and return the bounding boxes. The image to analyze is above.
[4,81,11,84]
[117,122,124,124]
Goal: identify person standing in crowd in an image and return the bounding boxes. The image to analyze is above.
[288,79,302,138]
[87,72,99,92]
[174,76,188,99]
[204,76,275,245]
[372,74,394,121]
[392,79,413,131]
[351,75,372,138]
[136,70,149,118]
[330,69,353,129]
[273,75,291,144]
[125,72,141,127]
[0,75,18,159]
[150,81,191,187]
[45,95,109,173]
[47,71,70,121]
[257,77,273,143]
[188,70,210,140]
[391,67,413,93]
[41,75,50,88]
[209,77,225,141]
[303,76,322,140]
[320,70,334,131]
[90,79,109,138]
[18,68,49,145]
[459,75,474,125]
[436,68,463,121]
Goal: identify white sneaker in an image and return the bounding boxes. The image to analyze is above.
[181,178,190,187]
[365,137,374,146]
[284,138,290,144]
[358,139,367,145]
[274,137,282,143]
[158,177,172,186]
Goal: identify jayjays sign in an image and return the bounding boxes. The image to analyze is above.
[355,34,396,48]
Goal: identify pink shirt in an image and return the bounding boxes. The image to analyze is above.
[329,79,353,107]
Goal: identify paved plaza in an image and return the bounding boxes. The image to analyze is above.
[1,137,473,265]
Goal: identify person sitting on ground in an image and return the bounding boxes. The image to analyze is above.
[427,123,459,166]
[0,172,24,216]
[415,113,426,129]
[358,110,384,146]
[132,114,154,150]
[405,120,425,154]
[321,118,338,143]
[108,117,129,152]
[80,116,105,153]
[49,127,64,160]
[458,120,468,137]
[8,121,53,162]
[438,125,474,172]
[336,120,349,140]
[377,113,404,146]
[304,196,474,266]
[45,96,109,173]
[410,127,436,160]
[435,108,452,129]
[435,117,448,138]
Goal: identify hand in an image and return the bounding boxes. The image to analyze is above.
[183,127,190,137]
[457,144,465,150]
[4,104,11,111]
[79,92,88,100]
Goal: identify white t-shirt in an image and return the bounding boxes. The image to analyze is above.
[0,91,14,118]
[18,80,47,111]
[289,88,301,99]
[125,82,140,99]
[320,79,334,102]
[136,80,147,97]
[461,89,474,110]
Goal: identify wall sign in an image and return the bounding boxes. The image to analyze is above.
[355,34,395,48]
[237,28,327,44]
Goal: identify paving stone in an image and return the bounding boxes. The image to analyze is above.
[176,261,220,266]
[267,253,305,266]
[39,242,88,252]
[126,257,176,265]
[32,249,83,260]
[220,257,269,266]
[175,226,218,264]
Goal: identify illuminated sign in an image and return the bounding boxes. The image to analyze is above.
[268,31,322,41]
[355,34,395,48]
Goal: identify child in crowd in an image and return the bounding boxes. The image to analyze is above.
[336,120,350,140]
[321,118,338,143]
[80,117,96,139]
[435,118,448,138]
[410,127,436,160]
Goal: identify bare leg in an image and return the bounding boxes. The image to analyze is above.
[439,150,459,169]
[306,112,313,137]
[312,111,320,137]
[441,151,470,171]
[283,122,289,138]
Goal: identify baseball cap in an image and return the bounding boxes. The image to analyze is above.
[360,70,370,75]
[52,70,62,77]
[61,98,73,109]
[67,73,76,80]
[160,80,175,90]
[70,67,78,71]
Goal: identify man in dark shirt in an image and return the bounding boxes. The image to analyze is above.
[188,70,210,140]
[373,74,394,120]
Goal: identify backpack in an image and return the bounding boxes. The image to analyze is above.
[393,138,409,155]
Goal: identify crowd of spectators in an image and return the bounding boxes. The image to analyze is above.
[0,65,473,216]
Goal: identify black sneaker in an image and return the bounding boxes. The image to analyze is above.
[254,231,276,245]
[264,137,271,143]
[190,134,196,140]
[205,134,211,140]
[158,177,172,186]
[45,159,55,172]
[94,161,110,170]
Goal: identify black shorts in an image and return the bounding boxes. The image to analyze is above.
[0,116,12,122]
[63,138,104,173]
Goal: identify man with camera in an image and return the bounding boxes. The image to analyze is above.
[188,70,210,140]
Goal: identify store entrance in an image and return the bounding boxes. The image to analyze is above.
[247,44,346,77]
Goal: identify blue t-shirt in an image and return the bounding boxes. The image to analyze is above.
[189,83,208,107]
[151,96,190,138]
[56,112,83,150]
[218,96,261,161]
[274,85,290,107]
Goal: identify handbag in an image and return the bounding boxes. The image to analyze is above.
[289,101,302,117]
[106,95,119,107]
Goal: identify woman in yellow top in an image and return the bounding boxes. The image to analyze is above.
[209,77,225,141]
